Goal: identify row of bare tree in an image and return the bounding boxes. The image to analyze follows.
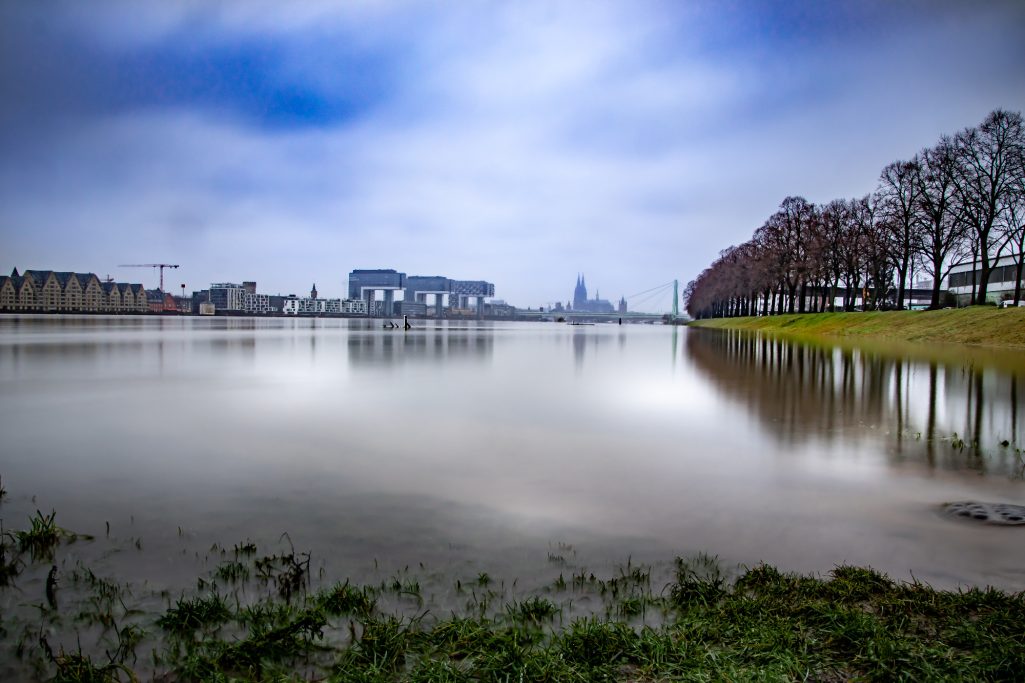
[685,109,1025,319]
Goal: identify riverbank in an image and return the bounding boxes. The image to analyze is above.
[1,510,1023,681]
[689,307,1025,349]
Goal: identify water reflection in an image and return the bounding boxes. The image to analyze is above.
[2,316,1024,596]
[347,329,494,369]
[686,329,1025,477]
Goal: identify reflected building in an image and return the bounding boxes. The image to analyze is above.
[346,329,494,370]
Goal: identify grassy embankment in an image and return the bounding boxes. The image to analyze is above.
[1,505,1023,681]
[689,306,1025,349]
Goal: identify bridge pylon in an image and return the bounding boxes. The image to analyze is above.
[671,279,679,321]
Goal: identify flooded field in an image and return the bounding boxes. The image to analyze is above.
[2,315,1024,677]
[1,315,1023,594]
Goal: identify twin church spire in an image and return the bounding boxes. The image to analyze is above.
[572,273,616,313]
[573,273,588,308]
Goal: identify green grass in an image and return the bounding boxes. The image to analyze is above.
[1,495,1022,681]
[4,545,1023,681]
[14,509,91,561]
[689,307,1025,349]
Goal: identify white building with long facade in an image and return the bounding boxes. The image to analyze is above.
[282,296,368,315]
[946,253,1024,304]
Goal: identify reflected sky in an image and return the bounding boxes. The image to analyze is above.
[0,316,1023,595]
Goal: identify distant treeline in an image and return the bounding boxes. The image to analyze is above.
[685,109,1025,319]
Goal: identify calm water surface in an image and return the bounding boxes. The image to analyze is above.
[1,315,1023,595]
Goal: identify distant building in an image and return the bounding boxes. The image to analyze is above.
[242,291,273,314]
[0,268,148,313]
[572,274,615,313]
[174,293,191,314]
[946,253,1024,305]
[282,295,367,316]
[146,289,177,313]
[349,269,405,315]
[269,295,287,312]
[342,299,368,315]
[282,296,323,315]
[208,283,246,311]
[201,282,275,314]
[487,300,516,317]
[449,279,495,318]
[618,296,627,314]
[349,268,495,318]
[395,300,428,317]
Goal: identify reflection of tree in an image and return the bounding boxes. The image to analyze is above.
[686,329,1023,475]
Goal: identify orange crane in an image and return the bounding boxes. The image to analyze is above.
[118,263,180,293]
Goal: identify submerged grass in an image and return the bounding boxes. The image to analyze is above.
[1,497,1023,681]
[5,552,1024,681]
[14,510,92,561]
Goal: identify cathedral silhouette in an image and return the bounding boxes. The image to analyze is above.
[571,274,615,313]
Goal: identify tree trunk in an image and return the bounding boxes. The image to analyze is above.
[930,254,943,309]
[896,265,907,309]
[976,255,992,305]
[969,245,979,305]
[1015,261,1023,305]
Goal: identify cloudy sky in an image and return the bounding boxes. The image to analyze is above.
[1,1,1024,310]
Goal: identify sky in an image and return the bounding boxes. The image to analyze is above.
[1,1,1024,311]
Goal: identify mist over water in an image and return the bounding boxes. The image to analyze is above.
[0,315,1023,595]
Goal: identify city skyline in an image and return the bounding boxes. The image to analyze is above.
[2,1,1024,311]
[3,262,641,314]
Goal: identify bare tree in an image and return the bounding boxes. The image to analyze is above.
[856,195,893,310]
[753,221,787,315]
[838,197,869,310]
[914,137,969,308]
[818,200,850,312]
[685,109,1025,317]
[767,196,815,313]
[878,159,924,308]
[953,109,1025,304]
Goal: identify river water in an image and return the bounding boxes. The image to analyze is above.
[1,315,1023,596]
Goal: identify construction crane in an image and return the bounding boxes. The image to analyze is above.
[118,264,180,293]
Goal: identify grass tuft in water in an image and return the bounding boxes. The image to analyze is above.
[15,510,65,559]
[3,518,1024,682]
[506,596,560,625]
[157,593,233,636]
[318,581,376,618]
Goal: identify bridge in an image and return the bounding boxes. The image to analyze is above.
[536,279,687,324]
[518,309,671,323]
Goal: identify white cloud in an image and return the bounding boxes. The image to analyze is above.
[2,1,1024,308]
